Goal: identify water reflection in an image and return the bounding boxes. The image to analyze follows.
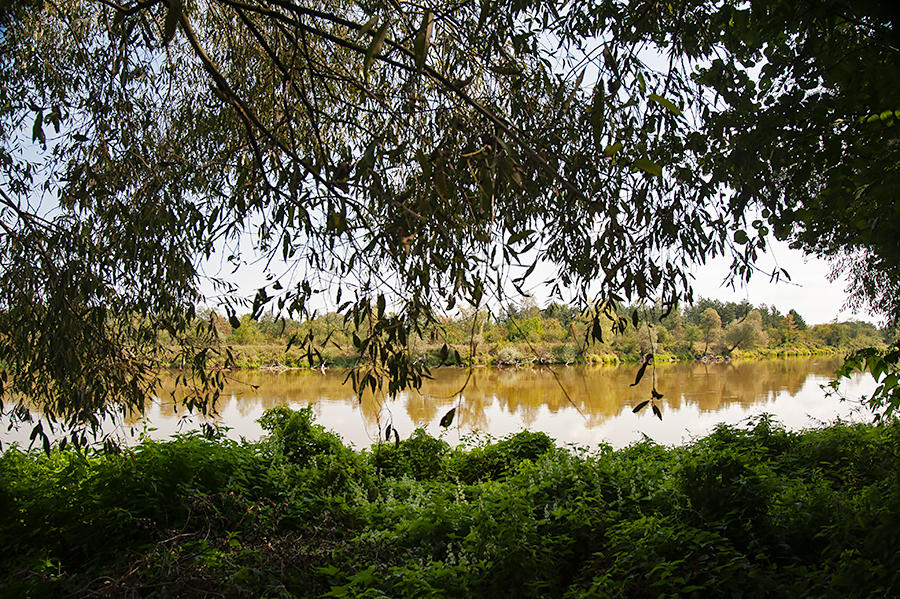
[3,357,876,449]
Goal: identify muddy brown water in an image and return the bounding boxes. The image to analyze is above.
[3,357,877,449]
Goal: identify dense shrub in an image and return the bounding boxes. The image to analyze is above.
[569,516,769,598]
[495,345,526,365]
[371,427,450,479]
[448,430,556,483]
[2,411,899,597]
[258,405,346,465]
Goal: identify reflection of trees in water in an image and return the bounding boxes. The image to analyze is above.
[664,360,813,412]
[403,391,442,424]
[141,357,841,434]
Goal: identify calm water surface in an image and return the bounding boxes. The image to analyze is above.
[108,357,876,448]
[3,357,877,449]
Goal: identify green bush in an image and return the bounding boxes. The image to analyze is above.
[569,516,767,598]
[495,345,525,365]
[258,405,346,466]
[2,416,900,597]
[448,430,556,483]
[371,428,450,480]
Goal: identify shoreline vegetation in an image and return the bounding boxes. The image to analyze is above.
[196,298,890,371]
[2,409,898,597]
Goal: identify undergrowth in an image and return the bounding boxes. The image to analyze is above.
[2,409,898,597]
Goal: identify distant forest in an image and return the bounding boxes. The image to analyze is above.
[188,299,891,369]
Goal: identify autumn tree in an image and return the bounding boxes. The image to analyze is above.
[788,309,808,331]
[781,313,799,344]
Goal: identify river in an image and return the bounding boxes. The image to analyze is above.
[13,356,863,450]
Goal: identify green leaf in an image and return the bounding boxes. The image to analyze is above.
[591,80,605,143]
[286,333,298,352]
[630,360,648,386]
[591,317,603,342]
[603,141,623,157]
[734,230,749,245]
[252,287,269,319]
[648,93,682,116]
[30,421,43,441]
[364,20,390,75]
[32,110,45,147]
[632,158,662,177]
[439,407,456,427]
[651,403,662,420]
[632,399,650,413]
[414,11,434,72]
[508,229,534,245]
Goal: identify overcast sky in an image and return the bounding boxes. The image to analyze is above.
[690,239,876,326]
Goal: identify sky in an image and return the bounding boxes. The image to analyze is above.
[689,239,876,326]
[200,230,879,328]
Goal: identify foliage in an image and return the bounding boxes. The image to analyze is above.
[371,427,449,480]
[683,0,900,321]
[206,298,885,367]
[2,410,900,596]
[723,309,768,353]
[698,307,722,354]
[258,405,347,466]
[831,343,900,421]
[0,0,719,437]
[495,345,526,366]
[684,298,752,327]
[447,430,556,483]
[788,309,807,331]
[2,0,898,435]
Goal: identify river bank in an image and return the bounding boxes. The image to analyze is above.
[2,411,898,597]
[209,298,888,372]
[217,341,844,371]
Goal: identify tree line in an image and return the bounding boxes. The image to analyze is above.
[206,298,889,368]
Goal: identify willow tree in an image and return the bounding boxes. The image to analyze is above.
[1,0,897,444]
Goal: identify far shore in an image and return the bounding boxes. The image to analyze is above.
[170,343,846,373]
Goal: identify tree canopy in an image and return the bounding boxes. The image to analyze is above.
[1,0,898,441]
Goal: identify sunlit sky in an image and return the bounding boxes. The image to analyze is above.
[689,239,875,326]
[201,233,878,328]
